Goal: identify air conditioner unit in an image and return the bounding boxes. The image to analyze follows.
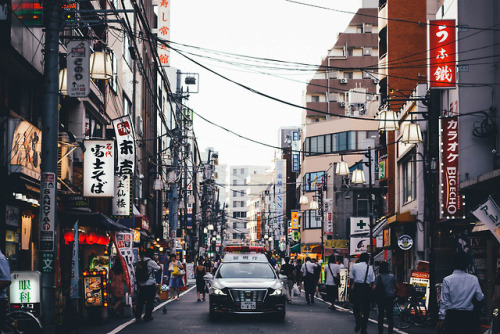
[373,78,379,84]
[340,78,348,84]
[339,101,346,107]
[136,116,143,136]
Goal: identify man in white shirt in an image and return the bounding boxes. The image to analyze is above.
[301,257,318,305]
[349,253,375,334]
[325,257,341,310]
[135,248,161,322]
[439,251,484,334]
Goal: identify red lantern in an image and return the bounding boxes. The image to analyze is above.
[102,235,110,245]
[64,231,74,244]
[87,232,96,245]
[97,235,106,245]
[79,233,86,244]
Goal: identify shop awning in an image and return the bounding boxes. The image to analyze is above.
[61,210,128,231]
[290,243,300,253]
[373,218,387,237]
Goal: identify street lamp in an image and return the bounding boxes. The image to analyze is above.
[299,194,309,205]
[351,169,366,184]
[401,122,423,144]
[377,109,399,131]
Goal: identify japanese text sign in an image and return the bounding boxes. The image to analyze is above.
[112,173,132,217]
[472,196,500,243]
[67,41,90,97]
[10,271,41,304]
[40,172,56,253]
[429,20,456,88]
[112,115,135,175]
[157,0,170,66]
[113,232,135,293]
[83,140,114,197]
[440,104,462,219]
[257,212,261,239]
[291,210,299,230]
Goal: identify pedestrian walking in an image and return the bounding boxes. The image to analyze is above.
[294,259,303,296]
[349,253,375,334]
[439,251,484,334]
[169,253,185,300]
[301,257,318,305]
[109,258,126,316]
[280,257,294,303]
[135,248,161,322]
[324,256,341,311]
[373,262,396,334]
[311,258,321,298]
[204,257,212,275]
[195,259,206,302]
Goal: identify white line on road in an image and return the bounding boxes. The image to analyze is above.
[107,285,196,334]
[301,290,408,334]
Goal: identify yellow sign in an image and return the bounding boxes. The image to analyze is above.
[324,239,348,249]
[291,210,299,229]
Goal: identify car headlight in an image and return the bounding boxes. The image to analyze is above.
[212,287,227,296]
[270,288,283,296]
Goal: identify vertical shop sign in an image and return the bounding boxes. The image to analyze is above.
[256,212,261,239]
[440,102,462,219]
[21,215,31,250]
[291,210,299,230]
[67,41,90,97]
[275,159,285,238]
[323,199,333,234]
[429,20,456,88]
[112,115,135,175]
[157,0,171,66]
[40,173,56,257]
[83,140,114,197]
[70,221,79,299]
[112,173,132,217]
[112,232,135,293]
[291,131,300,172]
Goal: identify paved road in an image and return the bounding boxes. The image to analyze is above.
[90,284,437,334]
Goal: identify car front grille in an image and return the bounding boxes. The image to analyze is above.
[229,289,267,302]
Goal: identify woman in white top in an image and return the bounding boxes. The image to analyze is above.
[324,256,341,310]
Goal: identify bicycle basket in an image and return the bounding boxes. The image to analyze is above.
[397,282,414,298]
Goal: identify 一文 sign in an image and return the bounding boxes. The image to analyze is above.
[429,20,456,88]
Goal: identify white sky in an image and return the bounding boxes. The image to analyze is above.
[170,0,361,166]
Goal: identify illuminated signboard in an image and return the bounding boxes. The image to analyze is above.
[83,140,114,197]
[429,20,456,88]
[83,270,108,307]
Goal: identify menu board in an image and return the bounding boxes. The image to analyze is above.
[84,276,103,307]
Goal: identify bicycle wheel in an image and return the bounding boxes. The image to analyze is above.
[0,323,19,334]
[6,311,42,334]
[397,307,414,329]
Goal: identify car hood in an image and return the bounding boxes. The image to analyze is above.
[213,278,281,290]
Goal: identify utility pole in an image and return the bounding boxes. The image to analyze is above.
[169,70,182,239]
[367,148,374,265]
[40,0,60,331]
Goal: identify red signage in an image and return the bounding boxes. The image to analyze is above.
[256,213,261,239]
[429,20,456,88]
[441,104,462,219]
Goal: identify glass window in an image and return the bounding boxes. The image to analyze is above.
[317,135,325,154]
[123,35,132,68]
[357,199,369,216]
[402,154,417,204]
[305,138,310,156]
[216,260,276,278]
[310,137,318,155]
[333,132,347,152]
[303,210,321,229]
[325,134,332,153]
[348,132,357,151]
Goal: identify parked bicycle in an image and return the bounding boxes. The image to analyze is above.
[0,310,43,334]
[394,283,429,329]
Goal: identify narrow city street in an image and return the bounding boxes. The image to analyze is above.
[78,282,436,334]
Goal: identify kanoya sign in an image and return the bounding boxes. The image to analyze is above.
[67,41,90,97]
[429,20,456,88]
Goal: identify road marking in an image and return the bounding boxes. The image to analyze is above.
[107,285,196,334]
[300,290,408,334]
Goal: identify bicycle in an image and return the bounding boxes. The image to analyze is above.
[0,310,43,334]
[395,283,429,329]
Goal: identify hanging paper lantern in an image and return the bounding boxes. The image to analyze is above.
[87,232,96,245]
[79,233,86,244]
[102,235,110,245]
[64,231,74,244]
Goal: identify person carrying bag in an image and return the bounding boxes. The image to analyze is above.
[373,262,396,334]
[349,253,375,334]
[325,257,341,310]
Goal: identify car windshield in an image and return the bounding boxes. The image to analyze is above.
[216,263,276,279]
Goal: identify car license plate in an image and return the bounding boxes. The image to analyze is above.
[241,301,256,310]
